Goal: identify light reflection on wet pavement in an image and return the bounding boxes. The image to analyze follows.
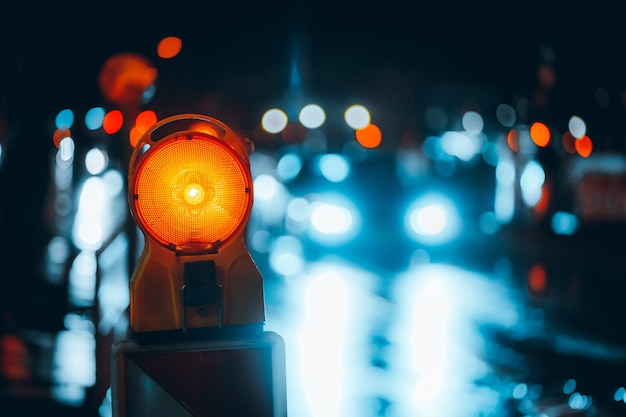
[2,239,626,416]
[263,251,626,417]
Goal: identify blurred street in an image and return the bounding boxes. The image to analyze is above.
[2,3,626,416]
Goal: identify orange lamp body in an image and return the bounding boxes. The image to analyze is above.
[127,114,264,334]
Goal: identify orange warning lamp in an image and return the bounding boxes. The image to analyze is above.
[127,114,264,336]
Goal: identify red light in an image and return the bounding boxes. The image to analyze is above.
[575,135,593,158]
[103,110,124,135]
[157,36,182,59]
[53,128,71,148]
[355,123,382,148]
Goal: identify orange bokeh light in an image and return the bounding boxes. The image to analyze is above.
[507,129,520,152]
[135,110,157,132]
[575,135,593,157]
[53,128,71,148]
[355,123,382,148]
[157,36,182,59]
[103,110,124,135]
[530,121,550,147]
[129,125,142,148]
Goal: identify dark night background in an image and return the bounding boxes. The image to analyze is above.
[2,2,626,416]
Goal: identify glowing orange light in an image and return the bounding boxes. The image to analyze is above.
[528,263,547,294]
[127,114,265,334]
[575,135,593,157]
[530,121,550,147]
[507,129,519,152]
[130,111,158,147]
[131,133,252,252]
[135,110,157,132]
[53,128,71,148]
[187,120,251,160]
[103,110,124,134]
[183,182,206,205]
[129,125,142,147]
[157,36,182,59]
[355,123,382,148]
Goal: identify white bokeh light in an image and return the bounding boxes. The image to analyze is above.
[344,104,370,129]
[310,203,353,235]
[85,148,108,175]
[404,193,460,245]
[317,154,350,182]
[520,160,545,207]
[461,111,484,135]
[299,104,326,129]
[306,194,360,245]
[262,108,288,133]
[568,115,586,139]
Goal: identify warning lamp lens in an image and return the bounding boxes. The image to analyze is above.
[183,183,206,206]
[132,133,251,251]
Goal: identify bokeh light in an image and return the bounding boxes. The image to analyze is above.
[507,130,520,152]
[262,108,288,133]
[135,109,157,132]
[344,104,370,129]
[53,128,72,148]
[306,194,360,245]
[316,154,350,182]
[575,135,593,157]
[84,107,106,130]
[355,123,382,149]
[496,103,516,127]
[102,110,124,135]
[568,115,586,139]
[461,111,483,135]
[299,104,326,128]
[157,36,182,59]
[276,153,303,182]
[58,137,75,163]
[551,211,579,235]
[55,109,74,129]
[520,160,545,207]
[85,148,108,175]
[440,131,482,161]
[527,262,547,294]
[98,53,157,109]
[404,193,460,245]
[529,121,550,147]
